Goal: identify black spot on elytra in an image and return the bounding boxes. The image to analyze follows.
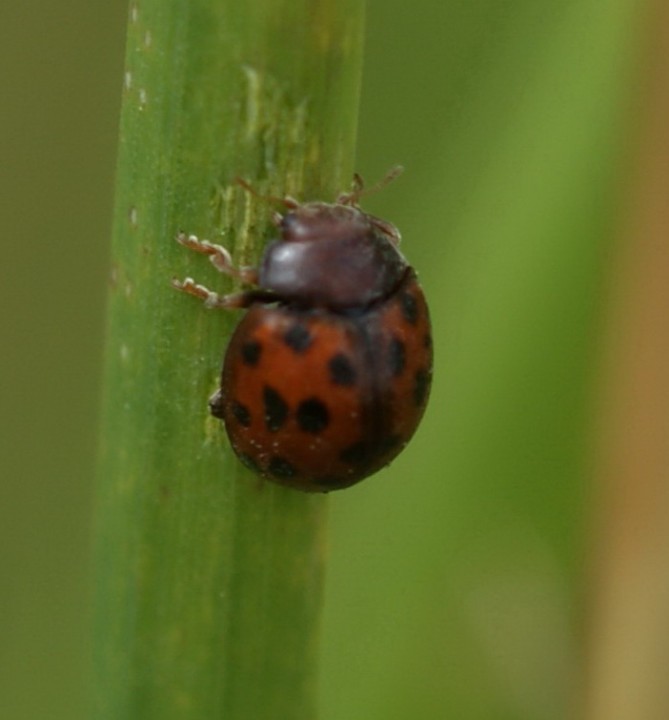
[379,434,402,454]
[414,368,430,406]
[268,456,296,479]
[340,441,369,466]
[231,401,251,427]
[388,337,406,376]
[424,333,432,349]
[241,340,262,366]
[296,398,330,434]
[237,452,260,474]
[283,323,313,353]
[263,385,288,431]
[328,353,357,386]
[341,435,401,468]
[400,291,419,325]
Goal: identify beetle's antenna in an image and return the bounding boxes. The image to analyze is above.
[338,165,404,206]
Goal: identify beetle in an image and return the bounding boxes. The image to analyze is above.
[173,169,432,491]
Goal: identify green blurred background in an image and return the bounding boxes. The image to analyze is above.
[0,1,646,718]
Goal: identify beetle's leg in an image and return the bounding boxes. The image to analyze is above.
[208,389,225,419]
[172,277,276,309]
[176,233,258,284]
[171,277,246,308]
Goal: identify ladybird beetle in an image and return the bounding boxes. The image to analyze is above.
[173,168,432,492]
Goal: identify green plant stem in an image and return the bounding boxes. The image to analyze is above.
[94,2,364,718]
